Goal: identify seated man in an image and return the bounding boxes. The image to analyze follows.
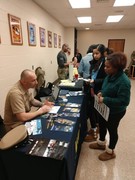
[4,69,54,132]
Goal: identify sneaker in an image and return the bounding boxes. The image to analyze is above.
[89,142,106,150]
[98,151,116,161]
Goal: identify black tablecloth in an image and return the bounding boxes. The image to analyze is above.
[0,94,84,180]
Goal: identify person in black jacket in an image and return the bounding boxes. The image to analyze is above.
[80,44,107,142]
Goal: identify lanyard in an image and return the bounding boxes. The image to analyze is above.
[91,61,103,80]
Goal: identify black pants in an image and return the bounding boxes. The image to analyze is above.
[80,93,98,141]
[98,110,126,149]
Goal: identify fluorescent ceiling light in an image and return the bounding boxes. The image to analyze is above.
[77,17,92,23]
[85,28,90,30]
[113,0,135,7]
[106,15,123,23]
[68,0,90,8]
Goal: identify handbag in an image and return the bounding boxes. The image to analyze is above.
[39,86,52,97]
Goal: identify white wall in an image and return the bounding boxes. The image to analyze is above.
[1,0,135,118]
[0,0,74,117]
[77,29,135,66]
[65,28,75,61]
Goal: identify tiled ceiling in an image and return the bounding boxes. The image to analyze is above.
[33,0,135,30]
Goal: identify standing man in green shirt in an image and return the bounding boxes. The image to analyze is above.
[57,43,70,80]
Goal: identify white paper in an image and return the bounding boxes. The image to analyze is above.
[94,95,110,121]
[69,64,74,81]
[49,106,61,114]
[83,79,90,82]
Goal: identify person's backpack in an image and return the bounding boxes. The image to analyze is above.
[35,67,46,91]
[35,67,53,101]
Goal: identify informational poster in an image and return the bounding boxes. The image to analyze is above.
[25,119,42,135]
[28,138,69,160]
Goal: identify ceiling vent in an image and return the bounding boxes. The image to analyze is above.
[94,24,102,26]
[97,0,109,3]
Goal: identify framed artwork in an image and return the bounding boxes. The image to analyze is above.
[39,27,46,47]
[48,31,52,48]
[27,22,36,46]
[8,14,23,45]
[58,35,61,48]
[54,33,57,48]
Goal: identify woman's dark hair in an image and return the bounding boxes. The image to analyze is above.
[72,56,77,61]
[86,44,97,54]
[96,44,106,57]
[105,48,114,55]
[107,52,127,70]
[90,44,106,73]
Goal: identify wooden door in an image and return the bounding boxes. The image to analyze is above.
[108,39,125,52]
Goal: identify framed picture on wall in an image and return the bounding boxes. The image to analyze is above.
[48,31,52,48]
[58,35,61,48]
[39,27,46,47]
[8,14,23,45]
[27,22,36,46]
[54,33,57,48]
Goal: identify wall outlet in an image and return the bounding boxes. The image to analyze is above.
[32,65,34,70]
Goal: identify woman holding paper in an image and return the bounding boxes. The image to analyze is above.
[83,44,107,142]
[89,52,131,161]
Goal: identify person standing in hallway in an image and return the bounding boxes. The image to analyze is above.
[67,47,71,56]
[89,52,131,161]
[78,44,97,79]
[72,56,79,68]
[75,48,82,63]
[80,44,107,142]
[104,47,114,58]
[57,43,70,80]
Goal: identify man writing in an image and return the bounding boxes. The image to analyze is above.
[4,69,54,131]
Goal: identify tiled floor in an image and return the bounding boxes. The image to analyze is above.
[75,79,135,180]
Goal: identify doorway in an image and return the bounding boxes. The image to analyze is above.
[108,39,125,52]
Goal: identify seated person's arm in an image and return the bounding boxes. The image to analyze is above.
[16,105,51,122]
[31,98,54,107]
[10,93,53,122]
